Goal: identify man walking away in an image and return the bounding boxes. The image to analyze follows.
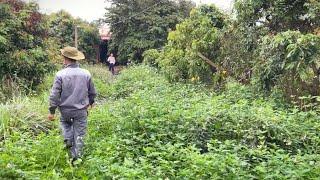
[48,46,97,165]
[107,53,116,75]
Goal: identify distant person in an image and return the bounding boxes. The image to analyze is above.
[127,59,132,66]
[48,46,97,165]
[107,53,116,75]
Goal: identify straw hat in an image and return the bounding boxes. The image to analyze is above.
[60,46,85,60]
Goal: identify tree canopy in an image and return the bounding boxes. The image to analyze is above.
[105,0,195,63]
[47,10,100,62]
[0,0,100,98]
[234,0,320,33]
[0,0,53,93]
[157,5,226,82]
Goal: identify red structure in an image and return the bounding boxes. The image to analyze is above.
[99,24,112,40]
[98,24,111,63]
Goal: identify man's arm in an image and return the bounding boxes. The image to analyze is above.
[88,77,97,106]
[49,75,62,115]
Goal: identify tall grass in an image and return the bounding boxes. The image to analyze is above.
[0,64,112,141]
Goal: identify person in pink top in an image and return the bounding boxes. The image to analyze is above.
[107,53,116,75]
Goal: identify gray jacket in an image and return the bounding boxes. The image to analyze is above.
[49,63,97,117]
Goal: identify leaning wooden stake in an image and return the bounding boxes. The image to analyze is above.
[197,52,220,71]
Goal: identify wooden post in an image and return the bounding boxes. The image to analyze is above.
[75,25,78,49]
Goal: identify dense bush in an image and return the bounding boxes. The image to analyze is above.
[0,1,100,101]
[234,0,320,33]
[1,66,319,178]
[232,0,320,100]
[217,22,264,83]
[0,0,54,98]
[142,49,160,67]
[157,5,225,83]
[98,66,320,178]
[78,24,100,62]
[257,31,320,102]
[150,1,320,106]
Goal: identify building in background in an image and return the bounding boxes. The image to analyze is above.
[99,24,112,40]
[98,24,111,63]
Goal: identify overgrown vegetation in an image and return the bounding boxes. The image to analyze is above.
[0,0,54,98]
[144,1,320,104]
[150,5,225,83]
[1,0,320,178]
[257,31,320,100]
[1,66,319,178]
[0,0,100,101]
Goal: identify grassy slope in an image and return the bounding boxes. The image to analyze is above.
[0,65,319,179]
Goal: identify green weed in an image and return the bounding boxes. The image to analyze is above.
[0,65,319,179]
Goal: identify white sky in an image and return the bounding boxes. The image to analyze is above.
[27,0,233,22]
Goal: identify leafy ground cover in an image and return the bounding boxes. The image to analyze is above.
[0,65,319,179]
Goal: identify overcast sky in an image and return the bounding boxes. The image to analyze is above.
[27,0,233,22]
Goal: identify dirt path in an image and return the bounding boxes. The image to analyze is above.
[114,65,125,74]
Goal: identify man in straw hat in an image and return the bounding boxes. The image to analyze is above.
[48,46,97,165]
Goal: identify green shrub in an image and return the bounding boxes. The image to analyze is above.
[142,49,160,67]
[106,65,167,98]
[157,5,226,83]
[46,10,100,61]
[85,66,320,178]
[1,66,319,179]
[257,31,320,104]
[0,0,55,99]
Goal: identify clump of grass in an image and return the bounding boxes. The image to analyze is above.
[0,94,54,141]
[84,64,114,101]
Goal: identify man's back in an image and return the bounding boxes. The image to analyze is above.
[49,63,96,117]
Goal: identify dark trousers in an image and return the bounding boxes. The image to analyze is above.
[60,115,87,159]
[109,63,115,75]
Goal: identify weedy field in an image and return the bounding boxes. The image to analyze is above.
[0,65,319,179]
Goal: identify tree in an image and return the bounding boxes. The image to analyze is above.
[233,0,320,103]
[46,10,75,47]
[155,5,226,82]
[105,0,195,63]
[234,0,320,33]
[46,11,100,61]
[257,31,320,102]
[0,0,54,96]
[77,22,100,62]
[230,0,320,78]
